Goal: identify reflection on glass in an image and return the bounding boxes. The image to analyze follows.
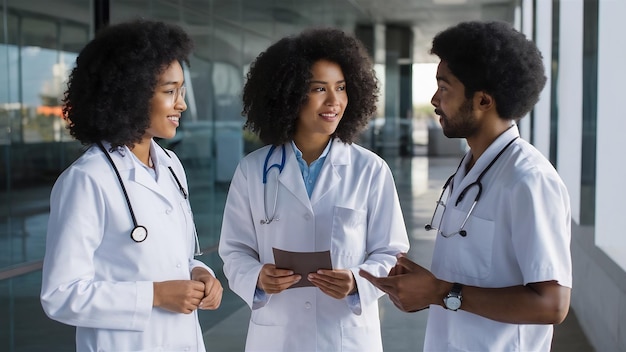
[0,271,75,350]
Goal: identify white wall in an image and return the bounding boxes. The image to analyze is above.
[595,0,626,264]
[556,0,583,224]
[533,0,552,156]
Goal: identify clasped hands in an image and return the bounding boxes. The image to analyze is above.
[359,255,448,313]
[257,264,356,299]
[153,267,223,314]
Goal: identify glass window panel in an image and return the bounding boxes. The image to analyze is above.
[0,213,49,268]
[20,17,57,49]
[212,0,241,24]
[60,22,89,54]
[1,2,90,270]
[151,0,180,22]
[0,271,75,351]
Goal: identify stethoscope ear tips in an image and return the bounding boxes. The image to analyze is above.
[425,224,432,231]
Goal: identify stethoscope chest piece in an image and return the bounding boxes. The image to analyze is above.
[131,225,148,243]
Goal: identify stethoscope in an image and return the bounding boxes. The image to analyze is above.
[97,142,203,256]
[425,136,518,238]
[260,144,286,225]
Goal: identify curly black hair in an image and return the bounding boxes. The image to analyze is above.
[430,21,546,120]
[63,19,193,149]
[242,27,379,145]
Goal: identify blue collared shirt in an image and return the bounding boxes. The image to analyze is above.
[290,139,332,198]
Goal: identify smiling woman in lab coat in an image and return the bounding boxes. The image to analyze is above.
[40,20,222,352]
[218,28,410,352]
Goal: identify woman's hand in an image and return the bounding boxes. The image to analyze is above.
[257,264,301,294]
[192,267,223,310]
[153,280,206,314]
[308,269,357,299]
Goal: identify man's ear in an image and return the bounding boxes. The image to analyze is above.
[474,91,494,111]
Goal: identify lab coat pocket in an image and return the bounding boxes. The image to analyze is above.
[441,206,494,279]
[341,326,383,352]
[245,322,287,352]
[178,199,193,229]
[331,207,367,260]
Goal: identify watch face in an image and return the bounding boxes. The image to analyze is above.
[445,297,461,310]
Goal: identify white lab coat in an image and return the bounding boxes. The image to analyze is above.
[41,140,212,352]
[425,126,572,351]
[219,140,410,352]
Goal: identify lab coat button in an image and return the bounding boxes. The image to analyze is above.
[304,214,311,221]
[166,208,172,214]
[176,263,181,268]
[305,302,312,309]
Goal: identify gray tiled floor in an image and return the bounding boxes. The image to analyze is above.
[203,155,595,351]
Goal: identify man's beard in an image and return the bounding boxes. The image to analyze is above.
[440,98,479,139]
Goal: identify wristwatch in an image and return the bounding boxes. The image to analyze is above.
[443,283,463,311]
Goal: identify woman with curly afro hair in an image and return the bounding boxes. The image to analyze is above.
[41,19,222,351]
[219,27,409,351]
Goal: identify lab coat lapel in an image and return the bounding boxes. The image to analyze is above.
[109,144,175,208]
[451,151,472,199]
[310,140,346,205]
[277,144,313,212]
[452,126,520,203]
[152,146,182,206]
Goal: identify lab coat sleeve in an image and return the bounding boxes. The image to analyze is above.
[218,161,265,309]
[189,259,215,277]
[351,160,410,309]
[40,167,153,331]
[509,168,572,288]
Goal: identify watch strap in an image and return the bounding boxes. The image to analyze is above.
[450,283,463,295]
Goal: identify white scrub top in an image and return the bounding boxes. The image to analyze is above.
[41,140,213,352]
[219,140,410,352]
[425,126,572,351]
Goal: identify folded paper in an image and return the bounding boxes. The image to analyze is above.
[272,248,333,288]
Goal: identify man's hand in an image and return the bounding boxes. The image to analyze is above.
[308,269,356,299]
[359,256,449,312]
[191,267,223,310]
[257,264,301,294]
